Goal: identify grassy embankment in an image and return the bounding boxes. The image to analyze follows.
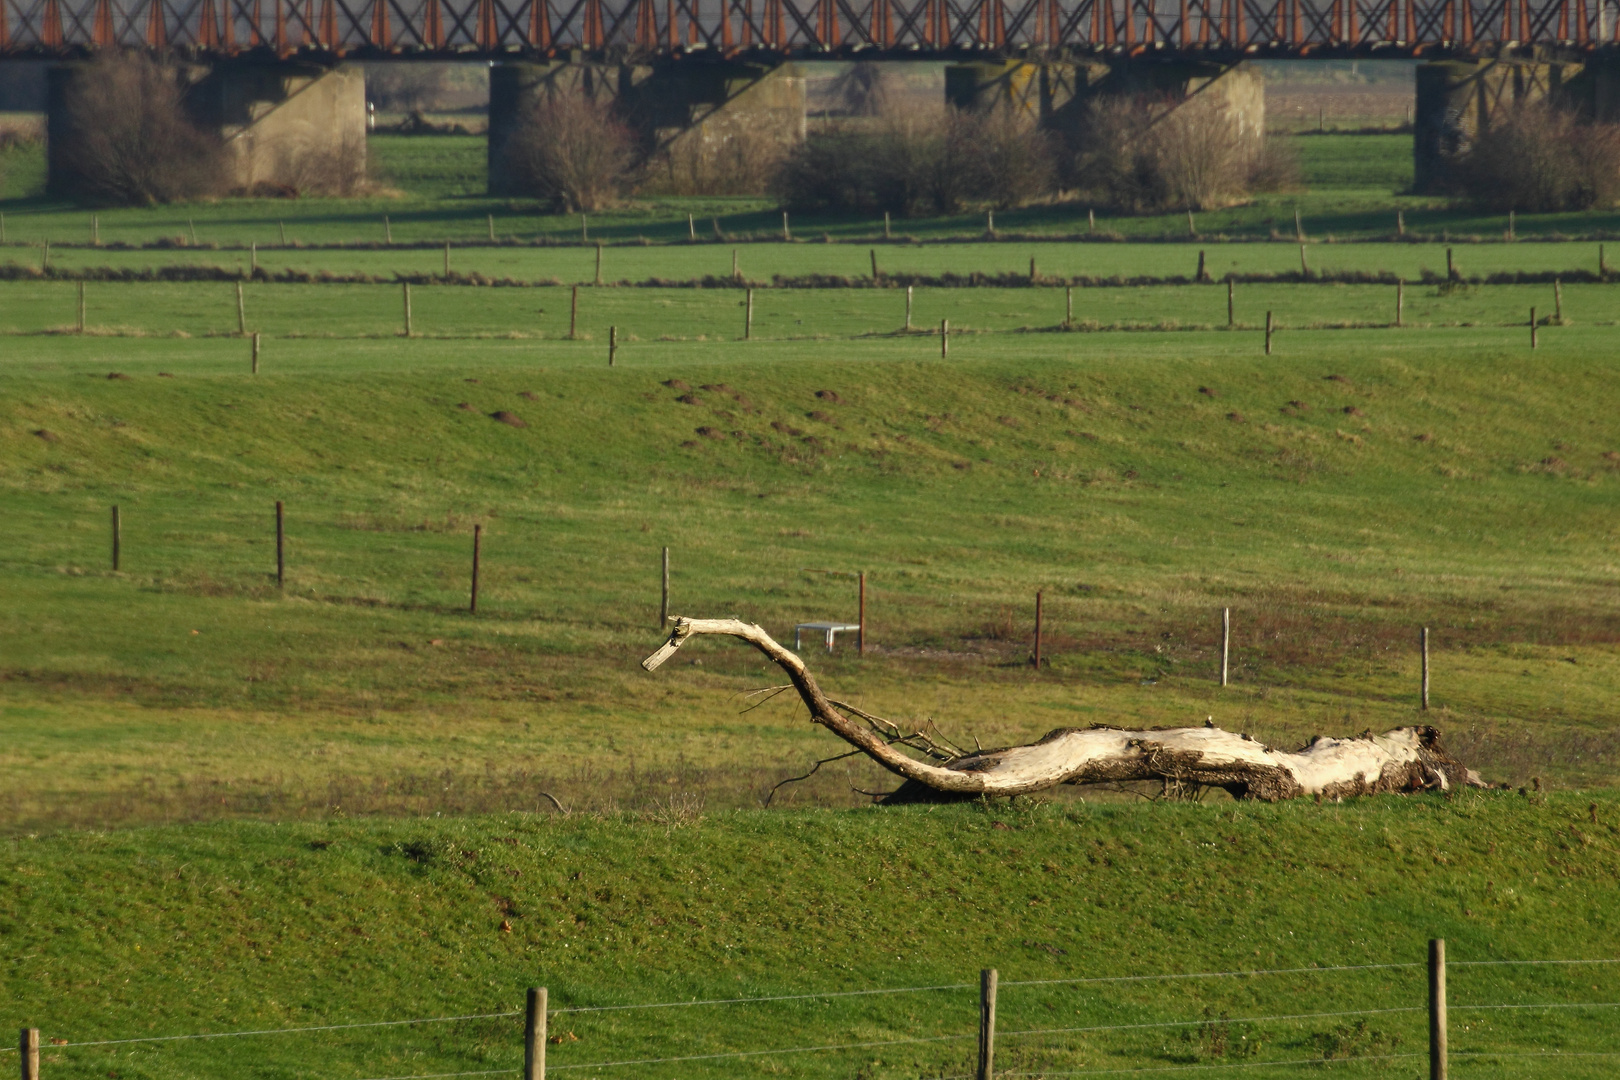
[3,321,1618,826]
[5,795,1620,1080]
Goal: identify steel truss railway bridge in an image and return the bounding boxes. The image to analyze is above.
[4,0,1619,58]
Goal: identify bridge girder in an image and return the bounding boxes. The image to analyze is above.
[2,0,1619,61]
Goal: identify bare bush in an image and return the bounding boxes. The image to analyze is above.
[646,116,790,196]
[1247,135,1304,193]
[502,93,634,212]
[254,130,370,197]
[55,52,225,206]
[775,105,1054,216]
[1453,102,1620,212]
[1075,94,1256,212]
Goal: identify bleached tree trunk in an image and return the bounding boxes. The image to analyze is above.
[642,618,1485,802]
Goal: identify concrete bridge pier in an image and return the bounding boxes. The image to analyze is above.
[1412,56,1620,192]
[47,61,365,200]
[944,57,1265,149]
[487,58,805,196]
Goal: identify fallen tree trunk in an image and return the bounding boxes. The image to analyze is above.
[642,617,1486,802]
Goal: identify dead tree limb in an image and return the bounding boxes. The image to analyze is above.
[642,617,1486,802]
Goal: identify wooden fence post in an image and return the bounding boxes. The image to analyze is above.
[275,501,285,586]
[1396,279,1404,327]
[1033,591,1043,669]
[251,332,261,374]
[608,326,618,366]
[1196,248,1206,282]
[251,241,257,274]
[870,248,880,282]
[1299,244,1309,278]
[1421,626,1430,709]
[279,221,288,245]
[20,1027,39,1080]
[236,281,246,335]
[1397,209,1405,237]
[384,215,392,243]
[77,281,85,333]
[581,214,588,242]
[905,285,913,330]
[1227,278,1234,327]
[1066,285,1074,326]
[470,525,482,614]
[1221,606,1230,686]
[977,969,997,1080]
[92,213,99,245]
[487,213,496,242]
[688,213,695,241]
[732,248,739,281]
[1293,207,1304,241]
[745,288,754,340]
[1188,210,1197,237]
[941,318,949,358]
[782,211,791,241]
[444,239,451,279]
[569,285,578,339]
[1264,311,1274,355]
[403,283,412,337]
[1554,279,1563,323]
[1446,247,1455,280]
[524,987,547,1080]
[884,211,891,239]
[660,546,670,629]
[1429,940,1447,1080]
[594,242,603,285]
[1088,207,1095,234]
[111,505,120,571]
[1530,307,1538,350]
[858,571,866,656]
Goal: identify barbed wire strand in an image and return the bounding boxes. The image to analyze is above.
[1452,959,1620,967]
[551,982,974,1015]
[1002,963,1421,990]
[54,1012,523,1049]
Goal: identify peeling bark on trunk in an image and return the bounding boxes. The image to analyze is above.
[642,617,1486,801]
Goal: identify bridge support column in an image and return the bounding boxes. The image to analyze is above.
[946,57,1263,156]
[1413,57,1606,192]
[47,60,365,200]
[488,58,804,197]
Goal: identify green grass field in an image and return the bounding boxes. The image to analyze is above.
[4,130,1620,1078]
[6,796,1620,1080]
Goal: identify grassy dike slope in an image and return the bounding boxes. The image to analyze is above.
[2,328,1619,823]
[5,795,1620,1080]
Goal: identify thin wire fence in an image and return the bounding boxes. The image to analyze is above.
[16,951,1620,1078]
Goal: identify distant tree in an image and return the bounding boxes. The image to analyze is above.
[1453,101,1620,211]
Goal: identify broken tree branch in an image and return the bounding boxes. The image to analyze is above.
[642,617,1486,802]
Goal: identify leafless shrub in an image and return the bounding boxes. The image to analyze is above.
[1247,135,1303,193]
[502,93,634,212]
[55,51,226,206]
[255,130,370,196]
[1453,102,1620,212]
[774,104,1054,216]
[646,114,790,196]
[1076,94,1256,212]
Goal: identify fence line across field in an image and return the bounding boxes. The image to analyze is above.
[18,943,1620,1080]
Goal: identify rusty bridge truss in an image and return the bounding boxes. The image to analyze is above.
[3,0,1617,57]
